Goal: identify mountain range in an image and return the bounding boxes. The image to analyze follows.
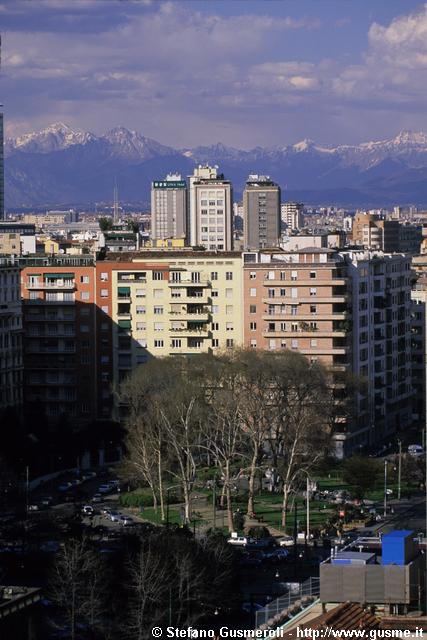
[5,123,427,209]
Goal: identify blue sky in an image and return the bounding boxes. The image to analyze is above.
[2,0,427,148]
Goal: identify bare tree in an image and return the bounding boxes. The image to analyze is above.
[49,538,109,640]
[270,352,334,530]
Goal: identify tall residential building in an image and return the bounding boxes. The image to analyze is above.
[0,258,23,410]
[96,252,243,399]
[0,112,4,221]
[242,248,413,457]
[20,256,97,424]
[188,165,233,250]
[351,213,399,252]
[243,175,280,250]
[281,202,304,231]
[151,174,188,242]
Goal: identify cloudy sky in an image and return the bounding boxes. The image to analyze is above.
[2,0,427,148]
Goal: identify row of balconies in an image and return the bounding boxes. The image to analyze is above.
[26,281,76,290]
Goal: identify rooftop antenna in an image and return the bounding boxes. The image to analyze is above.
[113,180,119,224]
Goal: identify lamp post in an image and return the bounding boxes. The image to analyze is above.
[397,439,402,501]
[383,459,388,518]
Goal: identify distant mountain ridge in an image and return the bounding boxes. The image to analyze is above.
[5,123,427,208]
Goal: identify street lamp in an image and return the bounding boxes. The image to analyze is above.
[383,459,388,518]
[297,469,312,542]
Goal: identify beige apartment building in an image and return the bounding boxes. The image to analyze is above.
[99,252,244,387]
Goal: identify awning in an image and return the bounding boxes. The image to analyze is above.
[45,273,74,278]
[118,287,131,294]
[118,320,132,329]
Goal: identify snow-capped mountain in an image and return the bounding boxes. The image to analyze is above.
[5,124,427,207]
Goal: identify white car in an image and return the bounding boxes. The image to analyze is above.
[227,535,249,546]
[278,535,295,547]
[82,505,94,516]
[408,444,424,457]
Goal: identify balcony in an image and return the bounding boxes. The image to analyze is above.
[26,280,76,290]
[170,327,210,338]
[26,345,76,354]
[169,278,210,287]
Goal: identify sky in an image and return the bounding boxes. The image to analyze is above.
[2,0,427,148]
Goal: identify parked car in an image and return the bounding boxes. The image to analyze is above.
[91,494,102,503]
[98,484,113,494]
[278,535,295,547]
[101,508,112,518]
[109,511,122,523]
[121,515,134,526]
[408,444,424,457]
[82,505,94,516]
[227,535,249,546]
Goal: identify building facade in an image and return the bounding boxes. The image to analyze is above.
[351,213,400,252]
[0,112,4,221]
[0,258,23,410]
[20,256,97,424]
[281,202,304,231]
[188,165,233,250]
[242,248,413,456]
[243,175,280,250]
[151,174,187,242]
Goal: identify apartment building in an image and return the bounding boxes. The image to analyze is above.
[351,213,400,252]
[97,252,243,394]
[281,202,304,231]
[0,258,23,410]
[151,174,187,242]
[0,223,36,255]
[188,165,233,250]
[243,175,281,250]
[242,248,413,456]
[20,256,97,424]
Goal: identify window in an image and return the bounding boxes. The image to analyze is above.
[268,289,275,298]
[212,322,219,331]
[269,339,276,350]
[310,322,317,330]
[291,271,297,281]
[211,290,219,297]
[212,338,219,347]
[29,291,38,300]
[226,338,234,348]
[101,356,109,364]
[226,288,233,299]
[171,339,181,348]
[226,272,233,281]
[101,372,109,382]
[80,275,89,283]
[81,291,90,300]
[100,272,108,281]
[310,288,317,296]
[250,322,257,331]
[291,305,298,316]
[154,340,164,348]
[250,272,256,280]
[153,306,163,315]
[211,272,218,281]
[226,305,233,314]
[153,289,163,298]
[101,322,108,331]
[291,322,298,332]
[267,271,275,280]
[310,339,317,347]
[250,339,257,348]
[226,322,233,331]
[280,289,286,297]
[80,307,90,316]
[101,305,109,313]
[291,288,298,298]
[291,339,298,349]
[154,322,164,331]
[280,271,286,281]
[153,271,163,281]
[136,322,146,330]
[212,305,219,314]
[281,340,287,349]
[136,289,146,297]
[80,324,89,333]
[310,305,317,314]
[250,305,257,314]
[136,306,146,314]
[100,289,108,298]
[310,271,317,279]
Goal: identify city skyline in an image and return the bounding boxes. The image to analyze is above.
[2,0,427,148]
